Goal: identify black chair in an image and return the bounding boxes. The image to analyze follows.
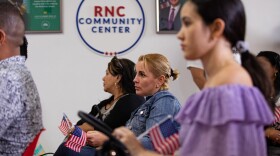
[78,111,130,156]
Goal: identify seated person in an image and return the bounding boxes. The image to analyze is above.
[54,56,145,156]
[86,53,181,153]
[124,53,181,150]
[257,51,280,156]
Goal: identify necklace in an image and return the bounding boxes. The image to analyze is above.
[104,94,127,110]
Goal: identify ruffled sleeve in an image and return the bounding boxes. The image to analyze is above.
[175,84,274,156]
[176,84,273,126]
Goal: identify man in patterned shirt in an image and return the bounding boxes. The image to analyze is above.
[0,2,43,155]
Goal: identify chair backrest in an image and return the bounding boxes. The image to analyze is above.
[23,129,45,156]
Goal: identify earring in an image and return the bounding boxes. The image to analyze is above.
[275,72,278,77]
[115,82,119,88]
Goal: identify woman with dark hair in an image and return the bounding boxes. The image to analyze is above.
[257,51,280,102]
[54,56,145,156]
[113,0,274,156]
[77,56,144,131]
[257,51,280,156]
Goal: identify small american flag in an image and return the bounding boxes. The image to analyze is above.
[149,116,179,155]
[65,126,87,152]
[58,113,72,136]
[274,107,280,124]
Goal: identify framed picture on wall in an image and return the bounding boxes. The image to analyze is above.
[21,0,62,33]
[156,0,183,34]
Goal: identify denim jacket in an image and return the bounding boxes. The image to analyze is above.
[126,90,181,151]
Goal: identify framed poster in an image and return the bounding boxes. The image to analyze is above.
[156,0,183,34]
[22,0,62,33]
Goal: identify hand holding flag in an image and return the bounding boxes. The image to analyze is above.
[58,114,87,152]
[65,126,87,152]
[138,115,180,155]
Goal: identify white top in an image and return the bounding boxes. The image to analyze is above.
[186,53,241,69]
[186,59,203,69]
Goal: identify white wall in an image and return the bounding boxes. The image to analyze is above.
[24,0,280,153]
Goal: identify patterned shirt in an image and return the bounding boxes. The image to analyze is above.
[0,56,43,155]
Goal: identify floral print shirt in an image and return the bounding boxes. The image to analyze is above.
[0,56,43,155]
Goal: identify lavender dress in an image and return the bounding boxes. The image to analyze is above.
[176,84,274,156]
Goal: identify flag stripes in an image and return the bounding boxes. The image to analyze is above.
[59,116,70,136]
[65,126,87,152]
[58,114,87,153]
[147,116,179,155]
[150,126,179,154]
[274,107,280,124]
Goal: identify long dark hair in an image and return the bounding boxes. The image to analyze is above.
[257,51,280,99]
[189,0,273,109]
[108,56,136,94]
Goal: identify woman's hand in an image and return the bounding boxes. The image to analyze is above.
[266,127,280,144]
[86,130,109,147]
[79,123,94,132]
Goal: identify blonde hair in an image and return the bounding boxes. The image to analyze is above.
[138,53,179,90]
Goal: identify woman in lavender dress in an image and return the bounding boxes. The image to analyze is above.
[112,0,274,156]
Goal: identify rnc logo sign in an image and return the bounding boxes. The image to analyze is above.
[76,0,145,56]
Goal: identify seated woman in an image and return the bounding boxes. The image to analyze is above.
[86,53,181,153]
[54,56,145,156]
[257,51,280,156]
[125,53,181,150]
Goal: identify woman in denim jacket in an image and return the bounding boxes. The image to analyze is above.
[125,53,181,151]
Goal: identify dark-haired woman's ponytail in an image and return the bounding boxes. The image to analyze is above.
[170,68,179,81]
[238,45,275,111]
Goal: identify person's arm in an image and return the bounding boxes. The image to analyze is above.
[113,127,160,156]
[78,123,94,132]
[139,95,180,150]
[188,67,206,90]
[86,130,109,147]
[265,127,280,144]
